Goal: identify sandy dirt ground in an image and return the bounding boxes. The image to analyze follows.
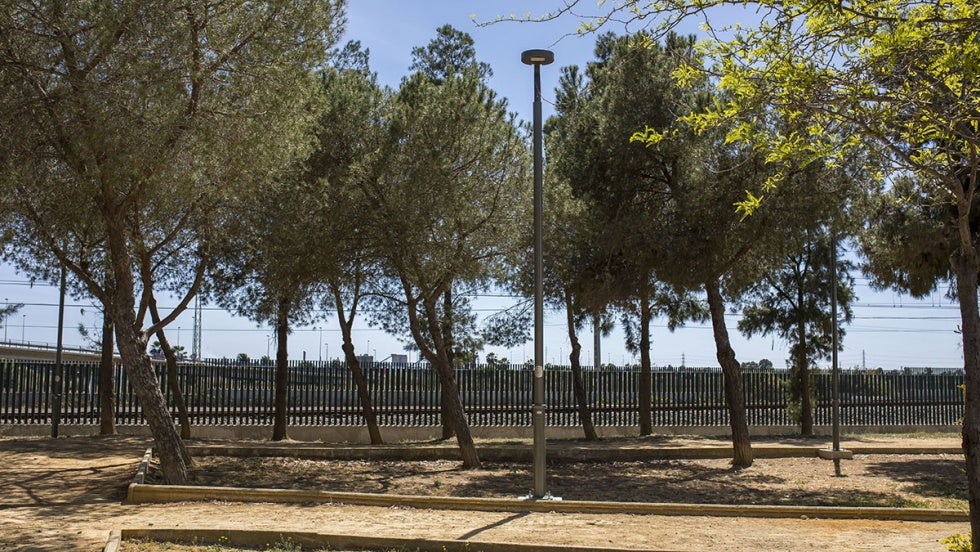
[171,453,966,509]
[0,435,971,551]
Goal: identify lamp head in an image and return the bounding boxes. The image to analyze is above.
[521,49,555,65]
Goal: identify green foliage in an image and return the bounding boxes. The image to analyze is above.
[861,175,974,297]
[0,302,23,333]
[0,0,347,301]
[484,352,510,369]
[171,345,187,361]
[544,32,712,328]
[780,372,816,427]
[361,25,530,367]
[409,24,492,83]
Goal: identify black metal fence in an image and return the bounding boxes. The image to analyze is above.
[0,358,965,427]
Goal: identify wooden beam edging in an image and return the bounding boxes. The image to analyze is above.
[119,528,672,552]
[125,482,968,522]
[847,446,963,455]
[135,448,152,483]
[102,530,121,552]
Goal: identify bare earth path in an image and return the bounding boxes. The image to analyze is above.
[0,435,970,551]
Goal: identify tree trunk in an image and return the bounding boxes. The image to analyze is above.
[564,293,598,440]
[113,317,190,483]
[440,385,456,440]
[795,301,813,436]
[105,218,188,484]
[440,288,455,440]
[342,340,383,444]
[705,278,753,468]
[331,283,383,444]
[421,295,479,468]
[98,311,116,436]
[271,299,290,441]
[430,356,479,467]
[639,296,653,436]
[952,249,980,546]
[149,300,192,442]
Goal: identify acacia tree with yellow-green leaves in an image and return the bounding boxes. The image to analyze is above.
[543,0,980,542]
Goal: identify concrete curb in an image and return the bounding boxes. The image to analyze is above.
[118,528,674,552]
[126,482,968,522]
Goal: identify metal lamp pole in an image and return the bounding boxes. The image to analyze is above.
[522,48,555,499]
[51,266,66,438]
[831,230,842,475]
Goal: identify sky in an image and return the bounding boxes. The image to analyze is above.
[0,1,966,370]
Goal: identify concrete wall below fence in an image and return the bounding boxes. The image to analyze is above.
[0,424,958,442]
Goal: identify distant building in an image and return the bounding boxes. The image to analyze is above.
[391,354,408,365]
[355,354,373,365]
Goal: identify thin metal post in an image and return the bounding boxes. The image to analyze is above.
[522,48,554,499]
[51,266,66,438]
[831,230,841,476]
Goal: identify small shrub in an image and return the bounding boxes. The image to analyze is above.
[942,533,972,552]
[265,537,302,552]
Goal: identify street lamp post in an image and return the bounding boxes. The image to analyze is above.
[52,266,66,438]
[522,48,555,500]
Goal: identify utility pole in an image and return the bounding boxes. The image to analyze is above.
[191,296,202,361]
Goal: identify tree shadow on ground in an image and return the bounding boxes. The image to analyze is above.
[0,437,140,508]
[180,456,945,509]
[452,461,908,507]
[0,462,133,506]
[868,457,967,502]
[0,435,149,460]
